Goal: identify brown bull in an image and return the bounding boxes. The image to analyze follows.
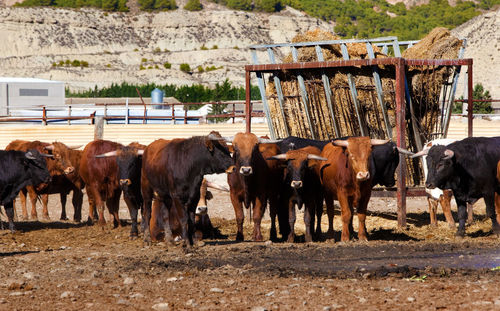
[318,137,387,242]
[5,140,77,220]
[80,140,123,228]
[226,133,282,241]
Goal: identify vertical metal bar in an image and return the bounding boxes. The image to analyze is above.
[251,49,276,139]
[184,109,187,124]
[68,105,71,125]
[171,104,175,125]
[315,45,340,138]
[232,103,235,124]
[467,62,473,137]
[246,70,252,133]
[366,43,392,139]
[340,44,365,136]
[267,48,290,137]
[395,58,407,229]
[381,45,388,55]
[291,46,316,139]
[125,98,129,124]
[443,42,466,137]
[104,104,108,125]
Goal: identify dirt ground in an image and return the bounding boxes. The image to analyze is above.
[2,190,500,310]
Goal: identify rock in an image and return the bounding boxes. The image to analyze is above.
[323,307,332,311]
[60,291,74,298]
[251,307,267,311]
[166,277,178,282]
[130,293,144,299]
[494,300,500,305]
[359,297,367,303]
[226,279,236,286]
[117,299,128,305]
[123,277,135,285]
[152,302,169,311]
[265,240,272,246]
[407,297,416,302]
[210,288,224,293]
[280,290,290,296]
[186,299,197,307]
[10,292,24,296]
[265,291,274,297]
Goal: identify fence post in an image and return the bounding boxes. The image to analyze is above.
[184,108,187,124]
[42,106,47,125]
[395,58,407,229]
[94,116,104,140]
[232,103,235,124]
[68,105,71,125]
[104,104,108,124]
[125,98,129,124]
[172,104,175,125]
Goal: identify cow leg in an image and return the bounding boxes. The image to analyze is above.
[268,196,278,242]
[357,193,370,242]
[467,203,474,225]
[5,201,16,233]
[324,194,335,240]
[484,193,500,235]
[495,194,500,231]
[314,198,323,241]
[440,190,455,228]
[27,187,38,220]
[41,194,50,220]
[106,189,122,228]
[427,197,438,227]
[89,185,106,227]
[304,203,313,243]
[149,199,164,242]
[19,189,29,220]
[455,199,467,237]
[338,193,351,242]
[231,195,244,241]
[252,197,265,242]
[287,200,296,243]
[86,186,97,225]
[60,193,68,221]
[173,199,192,247]
[72,189,83,223]
[123,195,139,238]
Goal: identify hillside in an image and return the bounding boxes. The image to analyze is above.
[0,6,497,99]
[0,6,331,91]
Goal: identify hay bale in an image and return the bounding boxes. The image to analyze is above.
[402,27,462,59]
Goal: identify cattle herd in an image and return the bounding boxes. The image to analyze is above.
[1,133,500,247]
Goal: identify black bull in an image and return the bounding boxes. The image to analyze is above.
[425,136,500,237]
[0,150,51,232]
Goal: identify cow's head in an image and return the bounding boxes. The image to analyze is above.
[425,145,455,189]
[333,137,388,182]
[45,142,81,175]
[24,149,52,188]
[203,131,233,174]
[270,146,326,189]
[96,144,144,189]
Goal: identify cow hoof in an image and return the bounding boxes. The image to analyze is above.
[129,234,138,240]
[326,230,335,240]
[235,233,244,242]
[305,236,313,243]
[286,236,294,243]
[31,216,38,221]
[455,230,465,238]
[60,216,68,221]
[448,223,456,229]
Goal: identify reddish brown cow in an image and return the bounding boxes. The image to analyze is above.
[270,146,326,242]
[80,140,123,228]
[318,137,387,242]
[226,133,282,241]
[5,140,70,220]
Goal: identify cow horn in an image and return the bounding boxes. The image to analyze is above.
[410,149,429,158]
[207,133,233,143]
[269,154,288,160]
[443,149,454,160]
[40,153,54,158]
[25,151,36,159]
[95,150,118,158]
[68,145,83,149]
[396,147,415,156]
[307,154,328,161]
[136,149,144,156]
[258,137,282,144]
[332,140,348,147]
[370,139,389,145]
[44,145,54,151]
[206,181,230,192]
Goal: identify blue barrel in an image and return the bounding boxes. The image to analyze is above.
[151,88,164,108]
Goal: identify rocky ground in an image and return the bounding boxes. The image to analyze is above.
[1,191,500,310]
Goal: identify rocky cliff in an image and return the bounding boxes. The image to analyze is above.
[0,6,332,91]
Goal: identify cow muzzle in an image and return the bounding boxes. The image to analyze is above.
[195,205,208,216]
[356,171,370,181]
[239,166,253,176]
[120,179,132,186]
[64,166,75,175]
[425,182,436,189]
[291,180,303,189]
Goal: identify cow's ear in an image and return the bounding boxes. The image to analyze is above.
[205,139,214,152]
[228,145,234,154]
[205,190,213,201]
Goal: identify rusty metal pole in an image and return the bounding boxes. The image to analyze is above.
[42,106,47,125]
[467,62,473,137]
[245,70,251,133]
[395,58,407,229]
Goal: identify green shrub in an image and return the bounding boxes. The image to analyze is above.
[200,45,208,50]
[58,60,64,66]
[52,62,57,67]
[453,83,493,114]
[197,65,204,73]
[233,46,239,50]
[153,47,162,54]
[184,0,202,10]
[180,63,191,72]
[155,65,159,69]
[133,48,139,52]
[71,60,81,67]
[81,61,89,67]
[141,58,148,63]
[139,65,146,70]
[163,62,172,69]
[212,45,218,49]
[65,60,71,66]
